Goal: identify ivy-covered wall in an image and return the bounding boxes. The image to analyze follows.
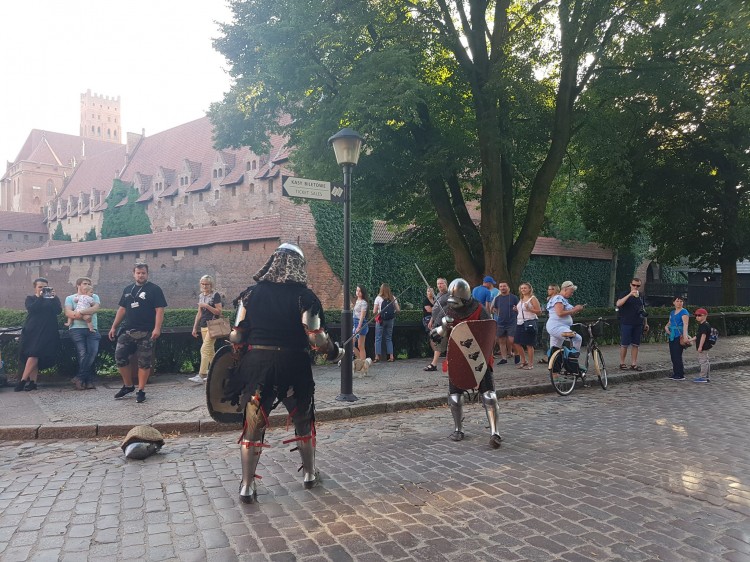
[519,256,612,307]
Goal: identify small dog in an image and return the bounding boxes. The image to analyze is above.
[353,357,372,376]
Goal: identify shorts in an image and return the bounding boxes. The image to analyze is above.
[115,330,154,369]
[496,323,516,338]
[353,317,369,340]
[620,323,643,347]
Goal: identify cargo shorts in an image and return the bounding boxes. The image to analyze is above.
[115,330,154,369]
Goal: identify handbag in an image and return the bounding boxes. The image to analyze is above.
[206,317,231,339]
[520,301,537,333]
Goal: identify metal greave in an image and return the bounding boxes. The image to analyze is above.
[481,390,500,436]
[239,401,266,502]
[448,393,464,434]
[297,436,317,485]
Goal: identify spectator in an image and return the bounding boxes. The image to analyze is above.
[472,276,496,313]
[64,277,101,390]
[15,278,62,392]
[190,275,223,383]
[664,296,689,381]
[424,278,449,371]
[615,277,649,371]
[422,287,435,333]
[689,308,712,383]
[514,282,541,369]
[373,283,400,363]
[352,285,369,361]
[546,280,584,352]
[108,263,168,403]
[491,281,520,365]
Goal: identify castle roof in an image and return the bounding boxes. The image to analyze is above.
[0,210,47,233]
[59,145,127,200]
[0,217,281,264]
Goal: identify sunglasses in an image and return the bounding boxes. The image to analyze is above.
[631,283,641,287]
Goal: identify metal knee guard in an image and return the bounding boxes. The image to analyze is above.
[481,390,502,448]
[448,393,464,441]
[239,399,266,503]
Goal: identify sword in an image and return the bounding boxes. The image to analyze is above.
[414,263,448,318]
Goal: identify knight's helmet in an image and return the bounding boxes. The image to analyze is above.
[277,243,304,259]
[447,278,472,309]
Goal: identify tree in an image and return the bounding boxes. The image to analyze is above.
[210,0,640,287]
[52,222,72,241]
[100,179,152,239]
[576,0,750,304]
[82,227,97,242]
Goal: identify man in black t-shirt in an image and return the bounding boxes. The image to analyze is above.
[108,263,168,404]
[615,277,649,371]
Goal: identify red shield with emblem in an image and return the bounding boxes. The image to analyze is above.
[447,319,497,390]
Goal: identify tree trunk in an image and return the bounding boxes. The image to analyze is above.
[609,249,619,306]
[719,256,738,305]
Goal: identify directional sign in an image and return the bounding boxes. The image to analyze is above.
[282,176,345,204]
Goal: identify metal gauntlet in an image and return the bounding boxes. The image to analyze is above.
[302,310,344,363]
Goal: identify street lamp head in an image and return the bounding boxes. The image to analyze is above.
[328,128,363,167]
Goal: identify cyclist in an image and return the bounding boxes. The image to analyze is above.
[545,280,585,352]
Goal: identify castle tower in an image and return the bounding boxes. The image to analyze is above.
[80,89,121,144]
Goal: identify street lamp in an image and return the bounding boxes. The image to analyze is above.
[328,127,364,402]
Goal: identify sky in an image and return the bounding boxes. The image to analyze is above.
[0,0,234,166]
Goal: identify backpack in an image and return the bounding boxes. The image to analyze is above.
[704,325,718,350]
[380,298,396,321]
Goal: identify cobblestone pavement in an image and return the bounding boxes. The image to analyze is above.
[2,368,750,561]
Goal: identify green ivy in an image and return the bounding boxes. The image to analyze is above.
[308,200,374,297]
[520,256,611,307]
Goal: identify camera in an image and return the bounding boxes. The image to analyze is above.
[41,287,54,298]
[639,309,649,319]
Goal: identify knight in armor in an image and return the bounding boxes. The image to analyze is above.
[222,243,342,503]
[431,278,503,448]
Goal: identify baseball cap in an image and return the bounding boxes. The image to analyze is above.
[483,276,496,285]
[695,308,708,316]
[560,280,577,291]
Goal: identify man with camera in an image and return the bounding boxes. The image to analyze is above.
[615,277,650,371]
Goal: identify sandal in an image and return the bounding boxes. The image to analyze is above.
[630,365,643,371]
[522,365,533,370]
[619,364,628,370]
[423,364,437,372]
[517,362,528,369]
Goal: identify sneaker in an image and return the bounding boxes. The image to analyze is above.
[693,377,710,383]
[24,381,37,391]
[114,385,135,399]
[496,358,508,365]
[188,375,204,383]
[670,375,686,381]
[449,430,464,442]
[14,379,26,392]
[136,390,146,403]
[489,433,502,449]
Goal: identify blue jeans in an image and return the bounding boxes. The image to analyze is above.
[668,338,685,378]
[375,318,395,356]
[69,328,101,385]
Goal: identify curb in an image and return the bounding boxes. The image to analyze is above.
[3,357,749,441]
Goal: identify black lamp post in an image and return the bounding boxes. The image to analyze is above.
[328,127,363,402]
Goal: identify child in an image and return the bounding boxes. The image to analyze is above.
[64,286,96,332]
[690,307,711,383]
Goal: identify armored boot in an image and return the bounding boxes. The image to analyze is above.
[297,436,321,489]
[239,400,266,503]
[448,393,465,441]
[481,390,502,449]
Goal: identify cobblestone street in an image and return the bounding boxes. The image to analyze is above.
[2,369,750,561]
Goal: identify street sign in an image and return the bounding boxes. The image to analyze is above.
[282,176,344,204]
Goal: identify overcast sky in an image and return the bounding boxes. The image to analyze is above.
[0,0,234,166]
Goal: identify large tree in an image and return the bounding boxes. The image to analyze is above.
[576,0,750,304]
[210,0,639,286]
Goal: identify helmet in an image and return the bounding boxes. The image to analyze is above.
[276,243,304,258]
[447,278,472,308]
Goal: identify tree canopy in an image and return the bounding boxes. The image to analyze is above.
[210,0,646,287]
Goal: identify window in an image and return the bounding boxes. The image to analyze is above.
[192,248,199,256]
[46,179,54,196]
[39,236,43,241]
[218,168,223,178]
[184,196,188,205]
[24,234,28,241]
[153,251,158,257]
[199,193,203,202]
[242,242,250,251]
[268,179,274,193]
[231,186,237,197]
[157,201,162,209]
[171,249,177,257]
[246,161,251,171]
[213,170,217,178]
[249,183,255,194]
[105,255,109,261]
[170,198,174,207]
[6,233,11,240]
[214,190,219,200]
[120,254,124,260]
[252,160,257,170]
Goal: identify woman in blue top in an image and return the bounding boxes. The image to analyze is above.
[545,280,585,351]
[664,296,690,380]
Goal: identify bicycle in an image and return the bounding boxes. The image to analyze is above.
[548,318,608,396]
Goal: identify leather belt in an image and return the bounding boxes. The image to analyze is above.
[248,344,308,353]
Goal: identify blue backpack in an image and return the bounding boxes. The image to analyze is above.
[380,299,396,321]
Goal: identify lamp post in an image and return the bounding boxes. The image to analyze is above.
[328,127,364,402]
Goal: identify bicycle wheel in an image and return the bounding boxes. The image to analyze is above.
[593,347,608,390]
[549,349,576,396]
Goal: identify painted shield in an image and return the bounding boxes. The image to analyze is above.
[206,344,244,424]
[447,319,497,390]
